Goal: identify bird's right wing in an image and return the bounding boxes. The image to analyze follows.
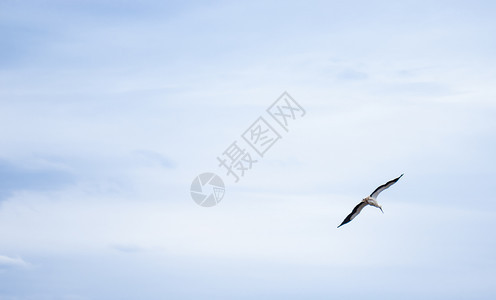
[369,174,404,199]
[337,202,367,228]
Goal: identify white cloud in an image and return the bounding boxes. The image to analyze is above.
[0,254,29,269]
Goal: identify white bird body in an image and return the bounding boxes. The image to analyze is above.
[338,174,403,228]
[363,197,382,211]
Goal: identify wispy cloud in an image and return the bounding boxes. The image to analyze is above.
[336,69,368,81]
[0,254,29,269]
[0,158,74,201]
[133,150,176,169]
[111,244,146,254]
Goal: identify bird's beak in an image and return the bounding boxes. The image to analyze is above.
[379,207,384,214]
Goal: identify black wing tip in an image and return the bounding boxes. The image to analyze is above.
[393,173,404,182]
[337,220,349,228]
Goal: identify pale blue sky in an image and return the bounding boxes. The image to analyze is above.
[0,1,495,299]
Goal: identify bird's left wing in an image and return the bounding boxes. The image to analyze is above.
[369,174,403,199]
[337,201,367,228]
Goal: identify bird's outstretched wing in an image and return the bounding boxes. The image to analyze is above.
[369,174,403,199]
[337,201,367,228]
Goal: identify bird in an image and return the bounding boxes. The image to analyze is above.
[337,174,403,228]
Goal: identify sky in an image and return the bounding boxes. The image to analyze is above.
[0,0,495,299]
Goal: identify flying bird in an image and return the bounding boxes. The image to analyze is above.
[337,174,403,228]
